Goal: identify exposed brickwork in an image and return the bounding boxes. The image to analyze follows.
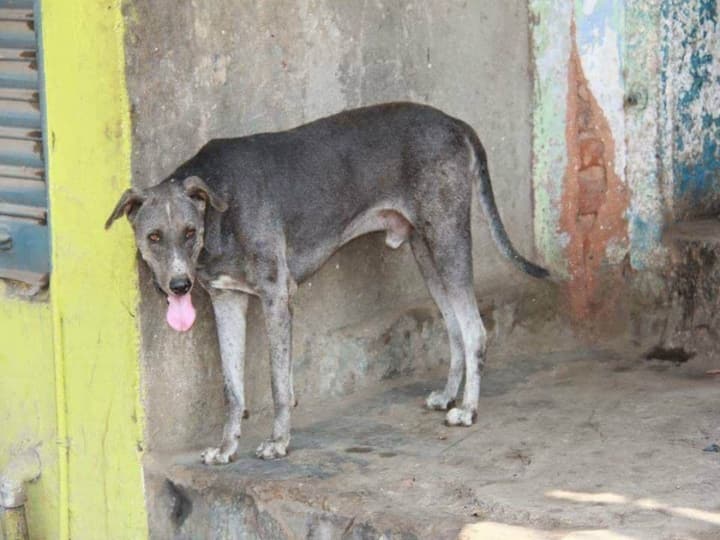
[559,30,630,325]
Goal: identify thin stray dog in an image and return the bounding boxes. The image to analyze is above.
[106,103,549,464]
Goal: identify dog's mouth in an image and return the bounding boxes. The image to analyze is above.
[166,292,196,332]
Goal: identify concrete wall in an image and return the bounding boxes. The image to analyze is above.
[124,0,536,453]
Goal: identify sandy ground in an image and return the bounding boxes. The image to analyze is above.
[150,348,720,539]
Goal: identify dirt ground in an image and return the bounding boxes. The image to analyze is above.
[148,346,720,539]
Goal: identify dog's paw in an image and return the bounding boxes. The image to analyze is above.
[201,445,236,465]
[445,406,477,427]
[255,439,288,460]
[425,390,456,411]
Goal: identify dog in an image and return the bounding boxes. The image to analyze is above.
[106,102,548,464]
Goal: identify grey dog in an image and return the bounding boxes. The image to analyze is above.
[106,103,548,464]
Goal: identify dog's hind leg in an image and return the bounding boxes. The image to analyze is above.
[444,286,486,427]
[418,220,486,427]
[410,234,464,411]
[202,290,249,464]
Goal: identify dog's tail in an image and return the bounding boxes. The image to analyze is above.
[465,130,550,279]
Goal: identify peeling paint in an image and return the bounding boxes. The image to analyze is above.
[574,0,626,181]
[624,0,666,270]
[532,0,636,314]
[532,0,674,313]
[662,0,720,218]
[530,0,574,273]
[560,27,630,320]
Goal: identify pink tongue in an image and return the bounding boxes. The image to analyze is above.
[166,293,196,332]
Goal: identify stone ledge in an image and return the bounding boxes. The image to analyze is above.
[143,348,720,540]
[657,218,720,364]
[664,218,720,244]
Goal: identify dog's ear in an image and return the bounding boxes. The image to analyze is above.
[105,188,145,229]
[183,176,228,212]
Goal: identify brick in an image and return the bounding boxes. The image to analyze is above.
[579,138,605,168]
[577,166,607,215]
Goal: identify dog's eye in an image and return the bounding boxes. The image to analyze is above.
[148,232,161,243]
[185,228,196,240]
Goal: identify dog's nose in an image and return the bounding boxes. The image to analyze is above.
[169,276,192,295]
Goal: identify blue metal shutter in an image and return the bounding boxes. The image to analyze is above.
[0,0,48,288]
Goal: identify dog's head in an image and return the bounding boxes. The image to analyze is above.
[105,176,227,332]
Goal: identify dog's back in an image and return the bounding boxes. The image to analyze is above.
[173,102,472,259]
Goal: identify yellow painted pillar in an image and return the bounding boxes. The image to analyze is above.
[41,0,148,538]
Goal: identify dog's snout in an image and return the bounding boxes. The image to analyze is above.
[169,276,192,295]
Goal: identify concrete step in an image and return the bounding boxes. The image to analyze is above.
[659,218,720,364]
[664,218,720,244]
[146,377,477,539]
[144,349,720,540]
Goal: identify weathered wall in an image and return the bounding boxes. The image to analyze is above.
[124,0,537,453]
[661,0,720,219]
[531,0,672,332]
[531,0,720,346]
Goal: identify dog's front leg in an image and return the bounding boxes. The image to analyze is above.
[255,291,293,459]
[202,290,249,465]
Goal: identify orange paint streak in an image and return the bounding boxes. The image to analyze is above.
[560,28,630,323]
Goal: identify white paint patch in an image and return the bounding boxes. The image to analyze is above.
[583,0,598,16]
[577,17,627,183]
[605,236,629,265]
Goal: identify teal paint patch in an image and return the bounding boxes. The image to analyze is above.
[628,214,662,266]
[699,0,717,23]
[662,0,720,218]
[0,217,50,278]
[0,181,46,207]
[675,133,720,205]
